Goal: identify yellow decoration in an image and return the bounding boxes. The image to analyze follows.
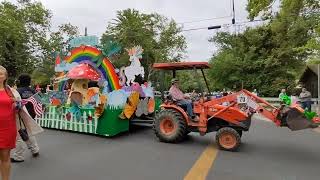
[95,103,105,117]
[100,95,107,104]
[67,79,89,105]
[120,92,140,119]
[87,87,99,101]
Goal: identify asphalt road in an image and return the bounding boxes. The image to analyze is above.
[209,118,320,180]
[11,117,320,180]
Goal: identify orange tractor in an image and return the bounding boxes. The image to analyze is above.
[152,62,320,151]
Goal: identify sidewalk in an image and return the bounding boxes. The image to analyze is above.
[312,127,320,133]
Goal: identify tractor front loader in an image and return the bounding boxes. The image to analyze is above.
[152,62,319,151]
[154,89,319,151]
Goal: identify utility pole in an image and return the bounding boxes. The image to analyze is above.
[232,0,235,24]
[207,0,236,31]
[317,64,320,113]
[232,0,237,34]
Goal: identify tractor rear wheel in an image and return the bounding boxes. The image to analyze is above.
[153,109,187,143]
[216,127,241,151]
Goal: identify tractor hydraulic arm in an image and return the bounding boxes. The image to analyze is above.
[205,90,282,126]
[239,89,282,126]
[200,89,318,131]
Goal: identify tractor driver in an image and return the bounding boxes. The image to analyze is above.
[169,79,197,121]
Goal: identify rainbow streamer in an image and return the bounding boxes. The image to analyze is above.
[65,46,121,91]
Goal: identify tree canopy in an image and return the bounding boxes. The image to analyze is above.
[209,0,320,96]
[101,9,187,82]
[0,0,51,84]
[0,0,79,85]
[1,0,319,97]
[32,23,79,84]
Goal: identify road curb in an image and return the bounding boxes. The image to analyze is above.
[312,127,320,133]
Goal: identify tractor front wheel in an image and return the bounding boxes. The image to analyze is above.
[216,127,241,151]
[237,130,243,137]
[153,109,187,143]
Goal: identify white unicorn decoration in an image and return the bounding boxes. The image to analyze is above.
[124,46,145,86]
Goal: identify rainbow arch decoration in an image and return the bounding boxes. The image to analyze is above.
[65,46,121,91]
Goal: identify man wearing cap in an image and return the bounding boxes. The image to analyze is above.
[169,78,197,121]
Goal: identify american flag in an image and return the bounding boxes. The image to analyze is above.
[22,93,43,117]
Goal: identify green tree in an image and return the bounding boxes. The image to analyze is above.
[0,0,51,84]
[247,0,320,60]
[32,23,79,84]
[176,70,207,93]
[305,23,320,61]
[101,9,187,82]
[208,0,319,96]
[0,0,79,85]
[247,0,320,20]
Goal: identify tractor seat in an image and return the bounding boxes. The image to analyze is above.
[166,94,179,103]
[165,94,174,101]
[166,94,187,109]
[176,101,183,106]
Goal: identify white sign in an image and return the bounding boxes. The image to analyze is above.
[237,94,248,104]
[247,98,258,110]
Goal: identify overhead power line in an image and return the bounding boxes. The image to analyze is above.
[178,15,232,25]
[178,0,235,25]
[181,19,266,32]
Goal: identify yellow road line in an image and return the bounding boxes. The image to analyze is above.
[184,143,219,180]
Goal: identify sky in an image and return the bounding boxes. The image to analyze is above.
[5,0,255,61]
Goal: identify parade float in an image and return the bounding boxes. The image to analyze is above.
[35,36,161,136]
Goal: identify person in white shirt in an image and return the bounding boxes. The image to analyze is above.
[299,88,312,111]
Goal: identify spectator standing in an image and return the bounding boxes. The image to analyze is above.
[11,74,40,163]
[0,66,18,180]
[252,89,258,96]
[299,88,312,111]
[0,66,43,180]
[279,89,287,99]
